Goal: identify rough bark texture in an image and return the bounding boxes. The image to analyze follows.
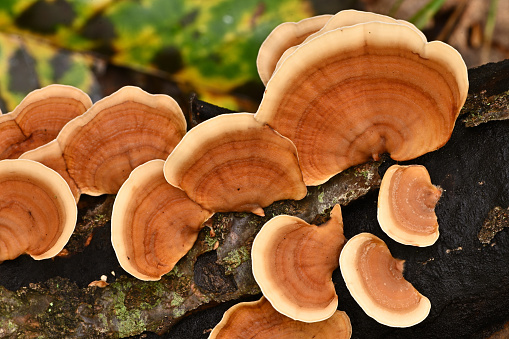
[0,59,509,338]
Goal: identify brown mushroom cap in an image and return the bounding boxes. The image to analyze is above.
[340,232,431,327]
[209,296,352,339]
[111,160,213,281]
[21,86,186,201]
[378,165,442,246]
[257,14,333,85]
[251,204,345,322]
[255,21,468,185]
[0,159,77,261]
[0,84,92,159]
[164,113,306,216]
[274,10,427,73]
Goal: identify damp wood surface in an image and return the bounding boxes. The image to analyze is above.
[0,59,508,338]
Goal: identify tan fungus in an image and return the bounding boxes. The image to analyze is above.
[340,232,431,327]
[251,204,345,322]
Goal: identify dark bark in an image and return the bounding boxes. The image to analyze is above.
[1,59,509,338]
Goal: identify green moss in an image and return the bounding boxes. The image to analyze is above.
[318,191,325,203]
[111,285,147,337]
[221,246,250,274]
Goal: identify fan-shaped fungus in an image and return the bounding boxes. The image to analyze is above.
[21,86,186,201]
[378,165,442,246]
[0,84,92,159]
[111,160,213,281]
[209,296,352,339]
[257,14,332,85]
[273,10,427,74]
[255,20,468,185]
[251,204,345,322]
[340,232,431,327]
[164,113,306,216]
[0,159,77,261]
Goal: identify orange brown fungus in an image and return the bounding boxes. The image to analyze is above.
[164,113,306,216]
[255,20,468,185]
[251,204,345,322]
[273,10,426,75]
[111,160,213,281]
[340,233,431,327]
[209,296,352,339]
[257,14,332,85]
[378,165,442,246]
[0,159,76,262]
[21,86,186,201]
[0,84,92,159]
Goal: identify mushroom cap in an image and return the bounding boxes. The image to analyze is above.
[339,232,431,327]
[0,84,92,159]
[255,21,468,185]
[0,159,77,261]
[274,10,427,73]
[164,113,307,216]
[111,160,213,281]
[21,86,186,201]
[257,14,333,85]
[209,296,352,339]
[378,164,442,246]
[251,204,345,322]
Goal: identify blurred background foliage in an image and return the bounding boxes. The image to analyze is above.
[0,0,506,115]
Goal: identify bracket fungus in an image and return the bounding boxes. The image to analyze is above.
[111,160,213,281]
[255,19,468,185]
[340,233,431,327]
[0,84,92,159]
[378,164,442,246]
[164,113,306,216]
[21,86,186,201]
[209,296,352,339]
[0,159,77,261]
[256,14,332,85]
[251,204,345,322]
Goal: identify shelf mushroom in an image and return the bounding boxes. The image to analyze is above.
[378,165,442,246]
[209,296,352,339]
[272,10,427,77]
[21,86,186,201]
[251,204,345,322]
[256,14,332,85]
[340,233,431,327]
[164,113,307,216]
[111,160,213,281]
[255,20,468,185]
[0,84,92,159]
[0,159,77,262]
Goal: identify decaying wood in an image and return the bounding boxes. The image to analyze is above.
[0,59,509,338]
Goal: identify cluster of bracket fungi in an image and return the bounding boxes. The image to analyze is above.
[0,9,468,338]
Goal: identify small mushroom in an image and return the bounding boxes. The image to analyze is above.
[257,14,332,85]
[340,232,431,327]
[111,160,213,281]
[0,84,92,159]
[251,204,345,322]
[164,113,306,216]
[0,159,77,261]
[209,296,352,339]
[21,86,186,201]
[255,20,468,185]
[378,164,442,246]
